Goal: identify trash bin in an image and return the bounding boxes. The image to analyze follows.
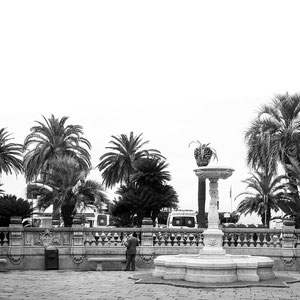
[45,246,59,270]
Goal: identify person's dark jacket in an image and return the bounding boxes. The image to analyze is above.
[125,236,139,255]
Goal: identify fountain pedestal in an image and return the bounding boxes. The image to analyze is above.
[196,167,233,256]
[153,166,275,283]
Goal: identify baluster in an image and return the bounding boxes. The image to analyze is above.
[228,233,235,247]
[256,232,263,247]
[165,234,171,246]
[271,234,278,247]
[5,231,9,246]
[152,233,157,246]
[248,233,254,247]
[223,232,229,247]
[163,233,169,246]
[113,232,119,246]
[120,232,127,246]
[107,232,112,246]
[170,233,175,246]
[99,232,105,246]
[235,232,241,247]
[188,233,194,246]
[93,232,99,246]
[157,232,163,246]
[262,233,268,247]
[240,231,246,247]
[176,233,181,246]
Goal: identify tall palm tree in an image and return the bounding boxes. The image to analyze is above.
[0,128,23,176]
[245,93,300,172]
[23,115,91,182]
[235,171,288,227]
[245,93,300,225]
[277,157,300,222]
[97,132,164,188]
[28,155,108,226]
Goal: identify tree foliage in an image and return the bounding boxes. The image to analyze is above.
[111,158,178,226]
[0,195,32,227]
[244,93,300,227]
[28,155,108,226]
[23,115,91,182]
[0,128,23,176]
[235,171,288,227]
[97,132,164,188]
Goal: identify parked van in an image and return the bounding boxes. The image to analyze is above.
[167,209,198,229]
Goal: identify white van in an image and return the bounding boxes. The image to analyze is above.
[167,209,198,229]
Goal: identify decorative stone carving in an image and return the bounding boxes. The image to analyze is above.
[280,256,296,267]
[207,239,218,246]
[34,229,61,247]
[71,220,85,264]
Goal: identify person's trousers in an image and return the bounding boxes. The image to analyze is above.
[125,254,136,271]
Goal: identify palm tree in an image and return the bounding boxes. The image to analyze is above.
[235,171,288,227]
[28,155,108,226]
[114,157,178,226]
[245,93,300,226]
[131,158,171,188]
[97,132,164,188]
[23,115,91,182]
[0,128,23,176]
[276,157,300,222]
[246,93,300,171]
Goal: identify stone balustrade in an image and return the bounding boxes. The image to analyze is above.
[1,220,300,271]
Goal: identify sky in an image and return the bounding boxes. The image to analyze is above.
[1,1,300,224]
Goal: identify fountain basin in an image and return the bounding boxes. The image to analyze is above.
[194,166,234,180]
[153,254,275,283]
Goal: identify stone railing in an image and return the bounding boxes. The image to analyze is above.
[1,216,300,271]
[223,228,283,248]
[83,228,204,247]
[0,224,299,250]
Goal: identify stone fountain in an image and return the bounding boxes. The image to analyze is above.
[153,166,275,283]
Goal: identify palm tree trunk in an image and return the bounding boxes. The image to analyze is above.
[52,199,61,226]
[198,178,206,228]
[61,204,75,227]
[284,156,300,228]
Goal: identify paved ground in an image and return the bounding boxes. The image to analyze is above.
[1,270,300,300]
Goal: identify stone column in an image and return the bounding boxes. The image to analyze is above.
[140,217,155,263]
[282,219,295,248]
[194,167,234,256]
[71,215,85,264]
[207,178,220,229]
[8,216,24,264]
[200,177,225,256]
[141,217,153,246]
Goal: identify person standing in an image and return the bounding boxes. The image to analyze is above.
[124,232,139,271]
